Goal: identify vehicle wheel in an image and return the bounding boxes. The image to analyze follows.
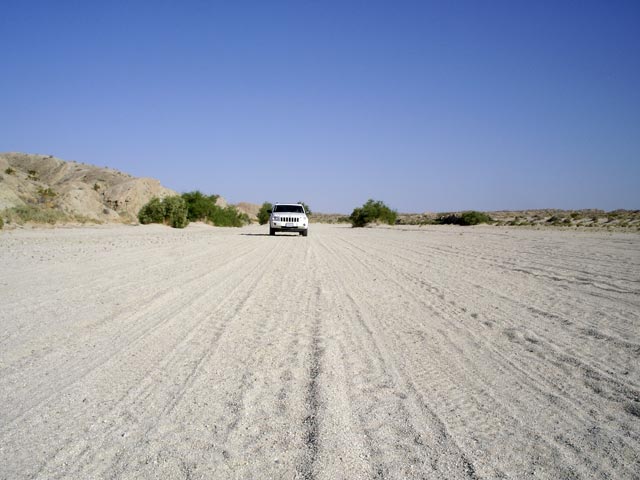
[270,228,275,236]
[302,230,308,237]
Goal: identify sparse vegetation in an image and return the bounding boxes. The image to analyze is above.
[93,183,100,191]
[37,187,57,204]
[5,167,15,175]
[138,196,189,228]
[435,211,493,226]
[350,199,397,227]
[257,202,273,225]
[326,208,640,229]
[27,169,38,180]
[2,205,68,225]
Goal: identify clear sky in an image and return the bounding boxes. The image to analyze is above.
[2,1,639,213]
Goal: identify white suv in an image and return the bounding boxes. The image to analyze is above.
[269,203,309,236]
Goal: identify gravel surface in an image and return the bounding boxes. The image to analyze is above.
[1,223,639,479]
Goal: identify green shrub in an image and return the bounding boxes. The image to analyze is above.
[0,216,3,229]
[257,202,273,225]
[460,211,492,225]
[4,167,15,175]
[350,209,365,227]
[181,191,248,227]
[140,192,248,228]
[27,169,38,180]
[163,196,189,228]
[207,205,247,227]
[138,197,166,224]
[350,199,397,227]
[436,211,493,226]
[182,191,218,222]
[138,196,189,228]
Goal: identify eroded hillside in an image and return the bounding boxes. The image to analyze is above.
[0,152,177,224]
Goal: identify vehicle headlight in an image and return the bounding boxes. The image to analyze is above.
[273,216,280,221]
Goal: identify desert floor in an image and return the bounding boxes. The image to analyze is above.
[1,223,639,479]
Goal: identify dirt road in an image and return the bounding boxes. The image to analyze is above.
[1,223,639,479]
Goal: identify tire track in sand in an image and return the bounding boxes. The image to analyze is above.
[313,234,478,479]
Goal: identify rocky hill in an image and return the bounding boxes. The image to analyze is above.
[235,202,261,222]
[0,152,177,224]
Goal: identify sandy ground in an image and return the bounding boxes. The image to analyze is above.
[1,223,639,479]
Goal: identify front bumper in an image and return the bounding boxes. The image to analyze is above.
[270,222,308,233]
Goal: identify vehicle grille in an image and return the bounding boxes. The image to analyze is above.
[281,217,298,223]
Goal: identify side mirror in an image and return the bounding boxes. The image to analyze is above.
[267,209,272,214]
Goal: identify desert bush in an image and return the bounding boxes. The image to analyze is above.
[163,196,189,228]
[138,196,189,228]
[0,216,3,229]
[180,191,247,227]
[208,205,248,227]
[460,211,493,225]
[350,199,397,227]
[27,169,38,180]
[350,208,367,227]
[436,211,493,226]
[5,167,15,175]
[182,191,218,221]
[257,202,273,225]
[182,191,212,221]
[138,197,166,224]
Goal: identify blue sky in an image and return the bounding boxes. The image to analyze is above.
[2,1,638,213]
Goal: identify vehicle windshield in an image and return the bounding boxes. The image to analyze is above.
[274,205,304,213]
